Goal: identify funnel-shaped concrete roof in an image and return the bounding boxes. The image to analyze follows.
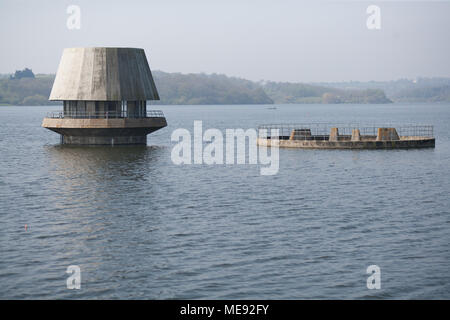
[49,47,159,101]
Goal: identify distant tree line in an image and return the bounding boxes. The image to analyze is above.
[390,85,450,102]
[0,71,57,106]
[313,78,450,103]
[262,82,391,104]
[1,69,449,106]
[10,68,35,80]
[151,71,273,105]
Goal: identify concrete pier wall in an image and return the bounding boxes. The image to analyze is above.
[60,135,147,145]
[257,137,435,149]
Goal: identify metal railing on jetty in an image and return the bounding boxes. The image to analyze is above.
[258,123,434,140]
[46,110,165,119]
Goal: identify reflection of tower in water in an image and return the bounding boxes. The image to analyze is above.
[44,145,166,215]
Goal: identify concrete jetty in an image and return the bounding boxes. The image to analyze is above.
[257,124,435,149]
[42,47,167,145]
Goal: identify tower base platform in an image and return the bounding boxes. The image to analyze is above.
[42,117,167,145]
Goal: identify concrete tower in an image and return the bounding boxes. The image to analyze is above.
[42,47,167,145]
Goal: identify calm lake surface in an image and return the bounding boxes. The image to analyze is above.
[0,103,449,299]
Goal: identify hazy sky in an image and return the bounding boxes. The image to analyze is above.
[1,0,449,82]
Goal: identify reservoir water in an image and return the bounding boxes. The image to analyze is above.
[0,103,449,299]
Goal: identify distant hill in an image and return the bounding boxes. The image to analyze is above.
[0,70,448,106]
[262,82,392,104]
[314,78,450,103]
[0,74,58,106]
[151,71,273,105]
[391,85,450,103]
[0,71,274,106]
